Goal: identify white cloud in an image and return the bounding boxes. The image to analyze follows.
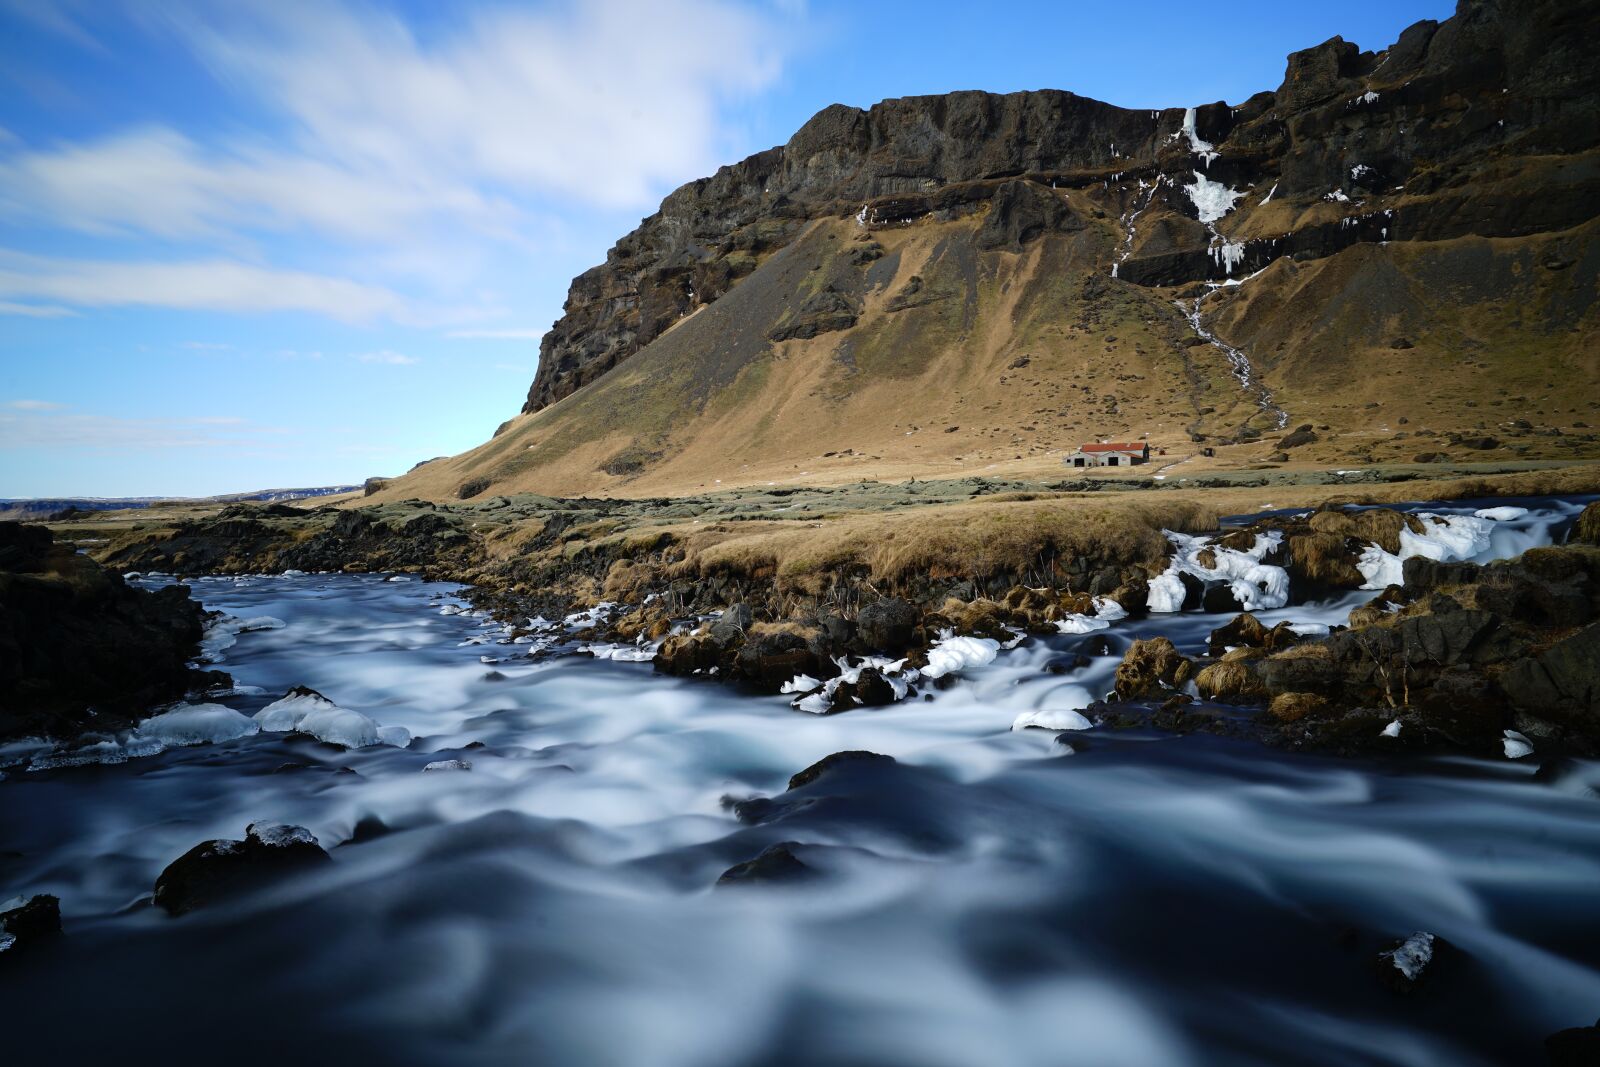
[173,0,787,209]
[6,399,66,410]
[447,327,547,340]
[0,300,77,318]
[0,249,417,323]
[184,341,233,351]
[352,350,420,365]
[0,126,520,244]
[0,0,796,323]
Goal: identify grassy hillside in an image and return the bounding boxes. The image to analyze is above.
[373,201,1599,504]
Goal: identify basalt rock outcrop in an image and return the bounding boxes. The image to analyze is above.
[1253,545,1598,754]
[0,522,222,741]
[522,0,1600,415]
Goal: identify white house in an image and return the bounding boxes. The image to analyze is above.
[1064,441,1150,468]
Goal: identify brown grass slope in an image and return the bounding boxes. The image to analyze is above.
[374,195,1599,503]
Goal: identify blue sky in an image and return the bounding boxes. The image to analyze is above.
[0,0,1452,498]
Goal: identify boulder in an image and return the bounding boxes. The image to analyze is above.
[652,633,722,676]
[788,750,895,791]
[0,894,61,953]
[708,603,753,649]
[736,625,823,688]
[856,597,919,653]
[1546,1018,1600,1067]
[1113,637,1194,699]
[716,842,813,886]
[1502,622,1600,735]
[153,823,331,916]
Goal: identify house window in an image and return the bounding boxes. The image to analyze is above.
[1107,456,1119,466]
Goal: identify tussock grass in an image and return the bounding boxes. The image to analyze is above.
[661,497,1217,594]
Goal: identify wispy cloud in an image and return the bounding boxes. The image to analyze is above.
[0,300,78,318]
[6,399,66,411]
[352,350,420,365]
[447,327,546,340]
[0,408,284,450]
[0,0,794,323]
[0,249,419,323]
[183,340,233,351]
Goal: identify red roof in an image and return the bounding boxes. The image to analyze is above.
[1079,442,1146,453]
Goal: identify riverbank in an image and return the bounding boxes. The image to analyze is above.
[31,464,1599,757]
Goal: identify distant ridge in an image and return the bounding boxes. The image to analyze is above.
[0,485,360,520]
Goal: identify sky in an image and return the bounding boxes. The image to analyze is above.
[0,0,1454,498]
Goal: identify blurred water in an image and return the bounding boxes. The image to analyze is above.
[1,499,1597,1065]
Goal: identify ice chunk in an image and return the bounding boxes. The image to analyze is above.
[1180,107,1218,165]
[376,725,413,748]
[1185,172,1243,224]
[921,634,1000,680]
[1502,730,1534,759]
[423,759,472,772]
[137,704,259,747]
[1473,506,1528,522]
[1381,720,1402,738]
[255,688,338,732]
[298,705,384,748]
[257,687,405,749]
[1382,932,1435,982]
[1012,707,1093,732]
[780,674,822,695]
[1148,530,1290,612]
[1357,514,1495,589]
[249,823,317,848]
[1146,570,1187,613]
[581,642,658,662]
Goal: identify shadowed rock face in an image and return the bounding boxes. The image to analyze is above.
[0,523,221,741]
[523,0,1600,414]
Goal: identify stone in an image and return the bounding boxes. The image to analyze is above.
[856,597,919,653]
[1113,637,1193,699]
[787,750,895,791]
[0,894,61,953]
[152,823,331,916]
[716,842,812,886]
[1546,1018,1600,1067]
[708,603,753,649]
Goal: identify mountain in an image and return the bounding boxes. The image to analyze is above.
[373,0,1599,503]
[0,485,360,521]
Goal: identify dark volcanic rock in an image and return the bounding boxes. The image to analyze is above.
[0,894,61,954]
[0,523,220,741]
[716,842,813,886]
[787,750,896,791]
[856,597,919,653]
[153,823,331,916]
[1546,1018,1600,1067]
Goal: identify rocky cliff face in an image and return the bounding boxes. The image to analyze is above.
[524,0,1599,415]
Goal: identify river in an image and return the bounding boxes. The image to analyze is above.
[2,498,1598,1065]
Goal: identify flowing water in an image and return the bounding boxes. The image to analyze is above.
[3,498,1598,1065]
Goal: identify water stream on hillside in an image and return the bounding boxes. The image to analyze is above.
[2,498,1598,1065]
